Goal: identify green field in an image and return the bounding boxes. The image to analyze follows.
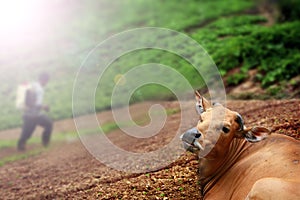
[0,0,299,130]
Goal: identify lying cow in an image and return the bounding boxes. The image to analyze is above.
[181,91,300,200]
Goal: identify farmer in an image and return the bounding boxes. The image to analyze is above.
[17,72,53,151]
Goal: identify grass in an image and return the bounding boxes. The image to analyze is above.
[0,130,78,167]
[0,149,43,167]
[0,0,299,130]
[0,140,17,149]
[0,0,255,130]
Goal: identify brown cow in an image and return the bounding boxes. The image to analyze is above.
[181,91,300,200]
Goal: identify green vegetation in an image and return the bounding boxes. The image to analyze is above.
[0,149,43,167]
[0,131,77,151]
[160,193,166,197]
[0,0,299,130]
[192,16,300,87]
[277,0,300,21]
[0,140,17,149]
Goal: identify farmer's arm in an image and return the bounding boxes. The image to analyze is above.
[25,88,49,112]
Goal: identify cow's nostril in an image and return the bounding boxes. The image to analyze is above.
[195,133,201,138]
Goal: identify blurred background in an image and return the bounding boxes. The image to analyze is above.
[0,1,300,199]
[0,0,300,131]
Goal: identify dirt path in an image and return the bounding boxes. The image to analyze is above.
[0,100,299,199]
[0,102,160,140]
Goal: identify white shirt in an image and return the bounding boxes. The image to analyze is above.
[31,81,44,106]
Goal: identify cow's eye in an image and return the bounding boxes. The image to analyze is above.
[222,126,230,133]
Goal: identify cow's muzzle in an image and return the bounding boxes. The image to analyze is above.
[180,127,204,152]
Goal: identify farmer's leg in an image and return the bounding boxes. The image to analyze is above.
[36,114,53,147]
[17,115,37,151]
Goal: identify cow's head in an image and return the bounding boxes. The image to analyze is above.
[181,91,271,158]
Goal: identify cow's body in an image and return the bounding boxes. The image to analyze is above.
[181,91,300,200]
[203,134,300,199]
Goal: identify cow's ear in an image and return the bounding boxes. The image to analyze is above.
[242,126,271,143]
[195,91,211,114]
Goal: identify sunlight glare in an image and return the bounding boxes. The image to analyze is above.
[0,0,45,44]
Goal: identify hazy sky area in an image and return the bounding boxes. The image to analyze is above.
[0,0,116,82]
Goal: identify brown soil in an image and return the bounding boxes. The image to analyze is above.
[0,100,299,200]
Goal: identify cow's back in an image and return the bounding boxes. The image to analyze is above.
[204,134,300,200]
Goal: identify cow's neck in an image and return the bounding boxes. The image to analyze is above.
[200,138,249,195]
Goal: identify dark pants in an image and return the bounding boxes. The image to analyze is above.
[17,114,53,151]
